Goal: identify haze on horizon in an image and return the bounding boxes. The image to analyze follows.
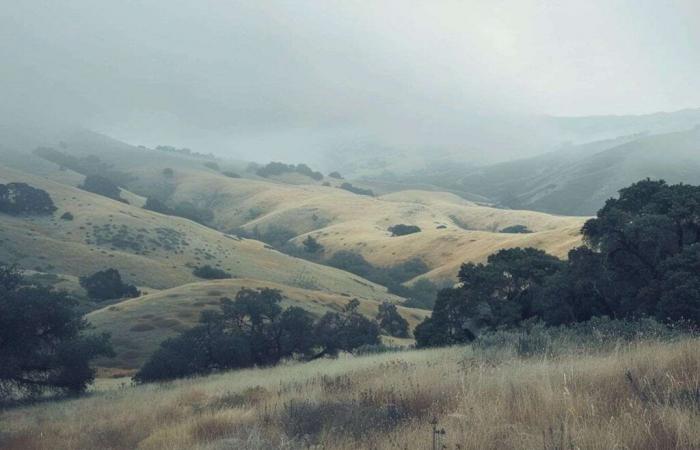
[2,0,700,163]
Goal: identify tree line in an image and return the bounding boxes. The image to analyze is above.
[415,179,700,347]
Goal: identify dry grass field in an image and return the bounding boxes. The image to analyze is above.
[87,278,426,370]
[171,170,587,283]
[1,337,698,450]
[0,165,397,300]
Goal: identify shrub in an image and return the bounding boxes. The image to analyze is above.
[340,182,374,196]
[80,175,122,201]
[162,167,174,177]
[302,235,324,254]
[222,171,241,178]
[79,269,140,301]
[192,265,232,280]
[500,224,531,234]
[203,161,220,171]
[143,197,173,215]
[0,183,57,215]
[328,171,343,179]
[60,212,74,221]
[388,224,421,236]
[172,201,214,225]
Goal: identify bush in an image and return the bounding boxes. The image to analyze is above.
[172,201,214,225]
[256,162,323,180]
[192,265,232,279]
[0,183,57,215]
[79,269,140,301]
[143,197,173,215]
[302,235,324,254]
[80,175,122,201]
[328,171,343,179]
[162,167,174,177]
[222,171,241,178]
[204,161,220,171]
[500,224,531,234]
[388,224,421,236]
[60,211,74,221]
[340,182,374,196]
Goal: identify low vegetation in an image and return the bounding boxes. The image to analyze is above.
[1,330,697,449]
[339,182,374,196]
[388,224,421,236]
[192,265,232,280]
[500,224,531,233]
[33,147,136,187]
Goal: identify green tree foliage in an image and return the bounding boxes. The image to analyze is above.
[0,183,57,215]
[328,171,343,179]
[500,224,531,234]
[80,174,124,202]
[339,182,374,196]
[172,201,214,225]
[135,289,378,382]
[376,301,409,338]
[192,265,232,280]
[143,197,173,215]
[0,264,113,400]
[256,162,323,180]
[388,224,422,236]
[79,268,140,301]
[415,179,700,348]
[33,148,135,187]
[302,235,324,254]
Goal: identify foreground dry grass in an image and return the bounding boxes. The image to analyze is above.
[2,339,699,450]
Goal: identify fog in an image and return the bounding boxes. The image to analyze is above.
[2,0,700,164]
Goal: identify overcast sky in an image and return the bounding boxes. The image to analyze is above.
[2,0,700,160]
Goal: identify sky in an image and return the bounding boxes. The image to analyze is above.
[2,0,700,162]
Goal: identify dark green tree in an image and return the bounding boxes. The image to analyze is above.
[0,183,56,215]
[80,175,122,201]
[79,269,140,301]
[0,264,113,400]
[376,301,409,338]
[302,235,324,254]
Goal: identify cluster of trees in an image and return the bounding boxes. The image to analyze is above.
[154,145,216,160]
[500,224,531,234]
[340,182,374,196]
[416,180,700,347]
[326,251,437,307]
[34,148,135,187]
[144,197,214,225]
[256,162,324,181]
[135,290,380,382]
[0,183,56,215]
[79,269,140,301]
[80,175,126,203]
[0,264,113,401]
[388,224,422,236]
[192,265,232,280]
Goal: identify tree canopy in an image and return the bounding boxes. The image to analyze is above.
[0,183,56,215]
[79,268,140,301]
[0,264,113,400]
[416,179,700,347]
[134,290,380,383]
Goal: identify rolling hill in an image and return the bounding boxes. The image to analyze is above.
[0,165,399,302]
[455,126,700,215]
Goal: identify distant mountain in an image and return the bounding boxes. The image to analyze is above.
[457,126,700,215]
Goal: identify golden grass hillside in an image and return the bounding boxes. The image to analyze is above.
[2,338,698,449]
[87,278,428,370]
[171,171,586,282]
[0,165,398,301]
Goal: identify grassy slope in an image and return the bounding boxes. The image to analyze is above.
[87,278,428,370]
[0,165,398,301]
[2,338,698,449]
[172,171,586,282]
